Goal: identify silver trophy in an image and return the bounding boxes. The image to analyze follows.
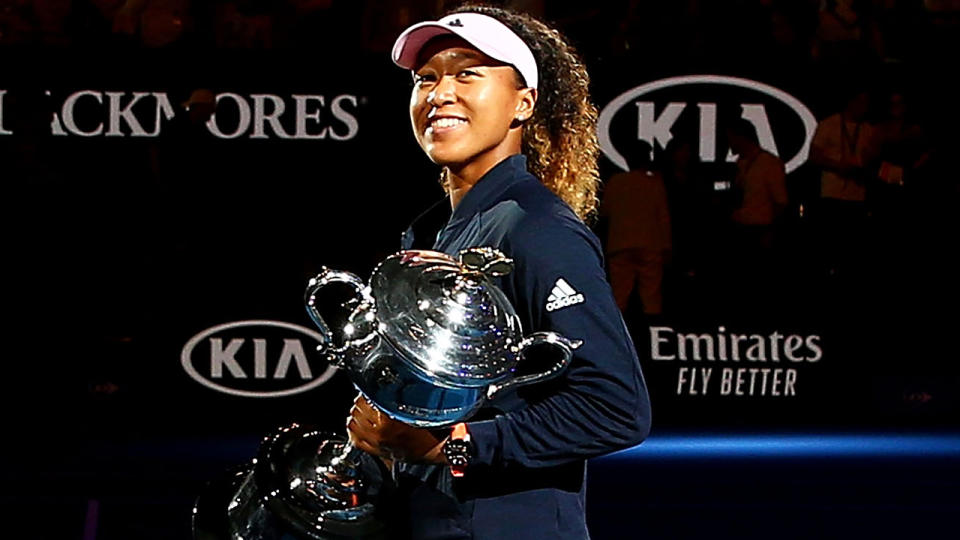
[193,247,581,539]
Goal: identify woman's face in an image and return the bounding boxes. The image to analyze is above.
[409,36,535,170]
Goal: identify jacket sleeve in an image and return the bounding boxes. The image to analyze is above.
[465,214,651,469]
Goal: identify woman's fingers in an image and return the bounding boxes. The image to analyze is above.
[346,416,386,457]
[350,401,379,429]
[353,394,379,418]
[349,433,380,457]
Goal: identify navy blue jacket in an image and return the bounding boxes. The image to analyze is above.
[390,155,651,539]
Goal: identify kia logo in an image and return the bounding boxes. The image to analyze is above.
[181,320,337,398]
[598,75,817,174]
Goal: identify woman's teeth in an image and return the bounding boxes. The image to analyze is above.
[432,118,466,129]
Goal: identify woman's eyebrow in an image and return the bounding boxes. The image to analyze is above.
[413,50,506,73]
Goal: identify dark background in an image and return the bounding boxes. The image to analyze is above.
[2,1,958,538]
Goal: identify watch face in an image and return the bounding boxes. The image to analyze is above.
[444,439,473,466]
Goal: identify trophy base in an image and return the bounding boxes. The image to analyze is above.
[192,425,387,540]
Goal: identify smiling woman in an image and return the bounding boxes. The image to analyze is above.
[342,4,652,540]
[398,6,601,221]
[407,35,536,207]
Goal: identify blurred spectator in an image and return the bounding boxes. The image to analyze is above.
[360,0,441,54]
[869,0,927,63]
[811,89,878,205]
[875,90,927,180]
[139,0,192,48]
[728,118,788,247]
[213,0,276,48]
[601,142,672,315]
[871,89,932,214]
[922,0,960,19]
[590,1,658,67]
[34,0,73,46]
[765,0,820,65]
[720,118,789,309]
[91,0,128,20]
[813,0,863,51]
[47,0,122,47]
[662,139,709,279]
[812,0,879,66]
[111,0,144,37]
[0,0,34,44]
[810,88,879,275]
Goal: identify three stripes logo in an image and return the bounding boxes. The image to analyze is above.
[546,278,585,312]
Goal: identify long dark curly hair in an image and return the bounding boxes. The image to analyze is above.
[443,3,601,222]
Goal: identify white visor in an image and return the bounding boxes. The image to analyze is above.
[391,12,538,90]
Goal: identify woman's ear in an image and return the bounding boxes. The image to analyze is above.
[514,88,538,123]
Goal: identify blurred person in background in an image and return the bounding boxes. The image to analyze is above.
[360,0,442,53]
[874,90,928,187]
[810,86,879,276]
[212,0,275,48]
[57,0,197,48]
[812,0,879,66]
[33,0,73,45]
[661,139,711,282]
[0,0,38,44]
[138,0,191,47]
[601,141,672,316]
[727,117,788,251]
[870,88,936,223]
[724,117,789,311]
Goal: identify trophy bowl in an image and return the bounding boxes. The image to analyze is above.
[305,247,582,426]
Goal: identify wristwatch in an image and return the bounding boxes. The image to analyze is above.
[442,423,475,477]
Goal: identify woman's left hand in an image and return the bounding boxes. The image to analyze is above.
[346,395,448,464]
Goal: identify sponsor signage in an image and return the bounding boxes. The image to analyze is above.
[598,75,816,173]
[650,326,823,398]
[0,89,360,140]
[181,320,337,398]
[545,278,585,312]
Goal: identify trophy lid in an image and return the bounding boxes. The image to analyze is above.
[368,249,522,387]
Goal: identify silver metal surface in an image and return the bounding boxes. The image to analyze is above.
[192,248,585,539]
[303,247,582,426]
[192,424,386,539]
[372,250,521,385]
[305,268,373,365]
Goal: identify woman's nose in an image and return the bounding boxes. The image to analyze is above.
[427,76,457,107]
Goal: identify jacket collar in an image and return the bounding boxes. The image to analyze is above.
[402,154,534,250]
[445,154,532,227]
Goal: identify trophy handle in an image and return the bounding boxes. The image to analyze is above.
[305,268,371,362]
[486,332,582,399]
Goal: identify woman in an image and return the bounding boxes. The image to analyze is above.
[347,5,651,539]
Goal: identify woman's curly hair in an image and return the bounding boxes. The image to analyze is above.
[446,3,601,222]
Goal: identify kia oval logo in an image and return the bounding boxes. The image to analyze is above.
[181,320,337,398]
[598,75,817,174]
